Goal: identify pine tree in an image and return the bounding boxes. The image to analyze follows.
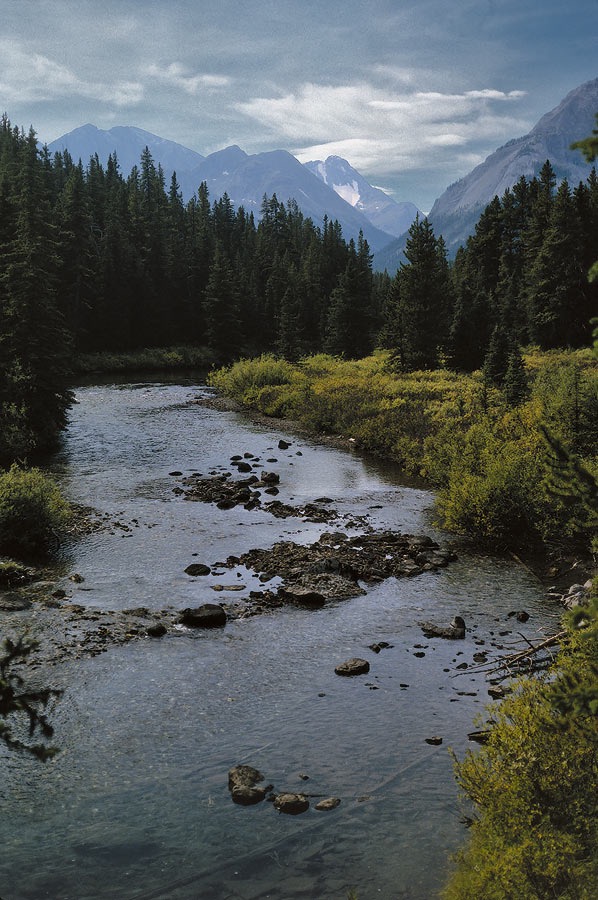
[503,346,529,406]
[482,322,512,387]
[526,180,591,348]
[0,126,72,459]
[324,233,374,359]
[204,243,241,360]
[390,215,451,370]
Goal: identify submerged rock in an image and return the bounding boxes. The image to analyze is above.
[315,797,341,811]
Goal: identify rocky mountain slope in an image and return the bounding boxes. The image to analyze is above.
[375,77,598,271]
[304,155,420,238]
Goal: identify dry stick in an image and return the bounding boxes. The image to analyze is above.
[452,631,567,679]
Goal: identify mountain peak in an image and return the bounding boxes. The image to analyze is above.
[48,124,205,175]
[305,155,420,239]
[425,77,598,250]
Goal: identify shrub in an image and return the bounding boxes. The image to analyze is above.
[443,602,598,900]
[0,465,70,557]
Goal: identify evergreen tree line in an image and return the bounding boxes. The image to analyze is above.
[1,113,597,462]
[0,116,387,461]
[383,160,598,382]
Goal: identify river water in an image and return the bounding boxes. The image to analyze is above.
[0,377,559,900]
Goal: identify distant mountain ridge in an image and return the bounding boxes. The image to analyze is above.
[48,124,206,179]
[48,77,598,269]
[375,77,598,271]
[47,127,416,252]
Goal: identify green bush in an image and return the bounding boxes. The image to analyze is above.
[443,604,598,900]
[0,465,70,557]
[209,350,597,549]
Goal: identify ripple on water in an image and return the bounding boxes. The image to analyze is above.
[0,379,557,900]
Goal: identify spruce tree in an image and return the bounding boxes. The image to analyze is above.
[503,346,529,406]
[0,126,72,459]
[324,233,374,359]
[390,215,451,370]
[526,180,591,348]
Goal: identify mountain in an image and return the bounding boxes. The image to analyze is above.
[375,77,598,272]
[47,126,397,251]
[184,148,395,250]
[47,124,205,176]
[304,155,421,238]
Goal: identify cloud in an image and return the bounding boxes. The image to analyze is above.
[237,81,530,177]
[145,63,232,94]
[0,39,143,107]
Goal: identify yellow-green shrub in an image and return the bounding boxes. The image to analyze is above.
[209,351,597,548]
[444,610,598,900]
[0,465,70,557]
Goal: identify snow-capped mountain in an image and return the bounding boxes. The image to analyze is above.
[181,148,394,250]
[305,155,420,238]
[48,126,398,251]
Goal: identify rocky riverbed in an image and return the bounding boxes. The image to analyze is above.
[1,443,591,673]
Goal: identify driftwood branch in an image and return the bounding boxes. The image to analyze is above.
[453,630,567,681]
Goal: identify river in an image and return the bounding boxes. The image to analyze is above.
[0,376,559,900]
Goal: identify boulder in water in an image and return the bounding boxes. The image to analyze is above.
[334,657,370,676]
[177,604,226,628]
[420,615,466,639]
[273,793,309,815]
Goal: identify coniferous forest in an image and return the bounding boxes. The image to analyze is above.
[1,113,598,465]
[1,111,598,899]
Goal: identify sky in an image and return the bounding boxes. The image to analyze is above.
[2,0,597,211]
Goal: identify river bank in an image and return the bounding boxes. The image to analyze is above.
[0,377,567,899]
[208,352,597,586]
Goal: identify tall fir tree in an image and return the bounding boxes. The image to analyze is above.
[390,216,452,370]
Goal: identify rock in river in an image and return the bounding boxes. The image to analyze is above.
[177,604,226,628]
[273,793,309,815]
[184,563,211,577]
[315,797,341,811]
[420,615,466,639]
[228,765,266,806]
[334,657,370,677]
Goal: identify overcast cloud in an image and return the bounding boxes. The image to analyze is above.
[2,0,597,210]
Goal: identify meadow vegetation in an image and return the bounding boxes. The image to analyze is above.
[209,347,598,551]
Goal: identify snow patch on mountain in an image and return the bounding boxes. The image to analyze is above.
[333,180,361,207]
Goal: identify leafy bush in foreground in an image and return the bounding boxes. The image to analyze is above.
[443,587,598,900]
[0,465,70,557]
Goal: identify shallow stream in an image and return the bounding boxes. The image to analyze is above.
[0,377,559,900]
